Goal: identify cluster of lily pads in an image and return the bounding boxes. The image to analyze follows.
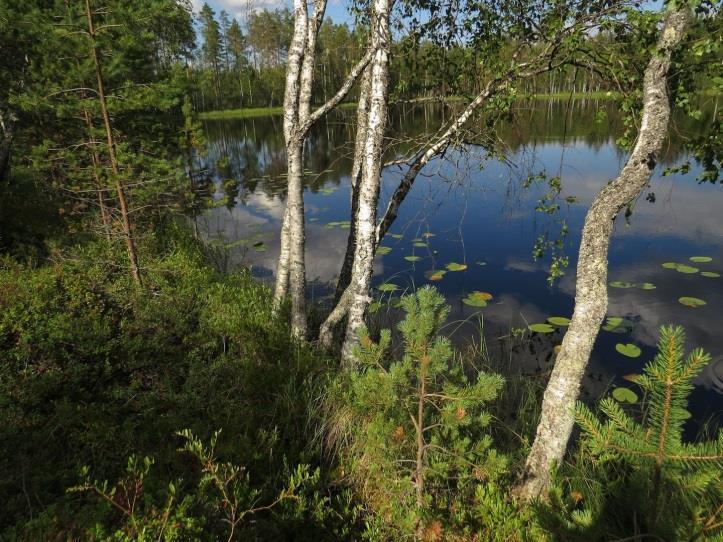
[662,256,718,307]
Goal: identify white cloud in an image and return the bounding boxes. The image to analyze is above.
[191,0,290,20]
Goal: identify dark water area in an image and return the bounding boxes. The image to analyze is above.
[199,98,722,430]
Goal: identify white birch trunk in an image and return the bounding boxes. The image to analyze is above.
[340,0,392,365]
[514,6,690,500]
[274,0,372,338]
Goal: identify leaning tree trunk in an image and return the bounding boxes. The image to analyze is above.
[340,0,392,366]
[514,6,689,500]
[320,57,556,349]
[85,0,142,286]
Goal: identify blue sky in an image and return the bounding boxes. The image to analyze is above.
[191,0,353,25]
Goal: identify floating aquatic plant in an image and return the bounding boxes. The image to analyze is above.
[689,256,712,263]
[547,316,570,326]
[378,283,399,292]
[462,291,493,307]
[529,323,555,333]
[445,262,467,272]
[404,256,422,262]
[616,343,641,358]
[376,246,392,256]
[424,270,446,281]
[612,387,638,404]
[678,296,706,307]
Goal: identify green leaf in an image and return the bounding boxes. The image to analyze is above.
[639,283,656,290]
[445,262,467,272]
[529,323,555,333]
[612,387,638,404]
[462,291,493,307]
[376,246,392,256]
[404,256,422,262]
[547,316,571,326]
[413,242,428,248]
[610,281,636,289]
[676,265,699,274]
[378,283,399,292]
[678,296,706,308]
[700,271,720,278]
[689,256,712,263]
[616,343,641,358]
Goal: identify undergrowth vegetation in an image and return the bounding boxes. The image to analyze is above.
[0,216,720,540]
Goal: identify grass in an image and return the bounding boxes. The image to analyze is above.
[199,101,357,120]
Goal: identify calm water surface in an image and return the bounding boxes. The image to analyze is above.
[199,99,722,426]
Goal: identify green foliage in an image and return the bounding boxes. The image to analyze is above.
[0,229,355,539]
[328,286,507,539]
[541,326,722,540]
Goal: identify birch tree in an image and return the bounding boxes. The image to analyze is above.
[273,0,374,338]
[333,0,393,364]
[514,4,691,500]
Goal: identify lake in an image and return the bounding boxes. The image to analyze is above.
[198,98,722,428]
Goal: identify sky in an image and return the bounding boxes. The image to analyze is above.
[190,0,353,25]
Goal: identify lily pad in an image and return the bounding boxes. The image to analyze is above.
[616,343,641,358]
[425,270,446,281]
[639,282,656,290]
[413,242,428,248]
[547,316,571,326]
[676,265,699,274]
[610,281,636,289]
[602,316,635,334]
[612,387,638,404]
[662,262,678,269]
[701,271,720,278]
[689,256,712,263]
[389,233,404,239]
[376,246,392,256]
[445,262,468,272]
[377,283,399,292]
[529,323,555,333]
[404,256,422,262]
[462,291,493,307]
[678,296,706,307]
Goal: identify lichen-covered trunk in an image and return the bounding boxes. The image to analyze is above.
[340,0,391,366]
[514,7,689,500]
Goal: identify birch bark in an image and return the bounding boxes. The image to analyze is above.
[514,6,689,500]
[274,0,373,338]
[340,0,392,365]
